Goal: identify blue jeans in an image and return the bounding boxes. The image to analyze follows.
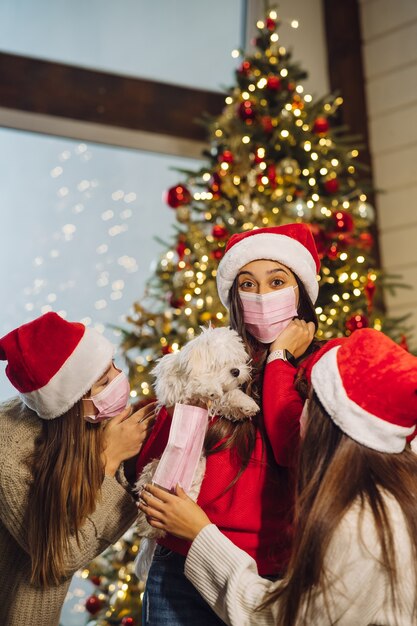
[142,545,227,626]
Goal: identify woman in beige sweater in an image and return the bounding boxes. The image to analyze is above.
[140,328,417,626]
[0,312,155,626]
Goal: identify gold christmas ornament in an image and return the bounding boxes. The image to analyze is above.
[176,205,191,223]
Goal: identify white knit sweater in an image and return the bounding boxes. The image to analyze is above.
[185,492,416,626]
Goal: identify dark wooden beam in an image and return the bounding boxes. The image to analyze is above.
[0,52,225,142]
[322,0,382,266]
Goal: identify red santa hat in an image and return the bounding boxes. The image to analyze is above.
[310,328,417,453]
[216,223,320,308]
[0,312,114,420]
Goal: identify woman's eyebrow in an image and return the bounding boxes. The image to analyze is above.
[238,270,255,277]
[267,268,289,275]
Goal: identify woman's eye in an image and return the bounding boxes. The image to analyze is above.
[272,279,285,287]
[239,280,254,289]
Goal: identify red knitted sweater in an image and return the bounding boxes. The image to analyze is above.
[136,359,303,576]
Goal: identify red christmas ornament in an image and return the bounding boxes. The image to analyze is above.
[358,232,374,249]
[90,575,101,586]
[162,345,174,355]
[327,243,339,260]
[364,275,376,312]
[266,165,277,184]
[332,210,354,233]
[266,76,281,91]
[169,294,185,308]
[261,116,274,133]
[324,178,340,194]
[176,240,187,260]
[238,100,256,122]
[212,224,228,240]
[266,17,276,30]
[165,184,191,208]
[313,117,330,134]
[121,618,136,626]
[85,595,102,615]
[237,60,251,76]
[211,248,224,261]
[345,313,369,333]
[218,150,234,164]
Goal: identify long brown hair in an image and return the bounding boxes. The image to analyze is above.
[268,392,417,625]
[27,402,105,587]
[204,270,320,478]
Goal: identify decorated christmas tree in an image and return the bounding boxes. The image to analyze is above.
[81,5,410,624]
[118,6,409,401]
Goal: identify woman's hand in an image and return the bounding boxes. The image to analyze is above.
[102,402,157,477]
[270,319,315,359]
[138,483,211,541]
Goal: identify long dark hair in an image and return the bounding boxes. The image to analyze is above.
[267,392,417,625]
[205,270,321,479]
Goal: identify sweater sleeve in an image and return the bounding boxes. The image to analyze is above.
[262,359,303,466]
[185,524,278,626]
[135,406,172,476]
[0,455,138,580]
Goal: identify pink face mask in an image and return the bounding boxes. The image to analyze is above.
[83,371,131,423]
[152,404,208,493]
[240,285,298,344]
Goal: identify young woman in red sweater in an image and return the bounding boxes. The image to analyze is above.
[137,223,321,626]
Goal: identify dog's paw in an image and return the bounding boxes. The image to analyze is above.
[215,389,259,420]
[237,394,260,416]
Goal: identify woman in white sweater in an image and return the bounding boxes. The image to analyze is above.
[139,328,417,626]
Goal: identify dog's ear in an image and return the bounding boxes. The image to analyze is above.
[151,351,180,379]
[179,329,219,377]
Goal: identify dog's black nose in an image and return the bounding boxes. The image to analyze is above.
[230,368,240,378]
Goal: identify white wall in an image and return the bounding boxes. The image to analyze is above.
[360,0,417,335]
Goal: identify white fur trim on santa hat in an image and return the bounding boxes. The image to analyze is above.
[21,328,114,420]
[217,233,319,307]
[311,346,415,453]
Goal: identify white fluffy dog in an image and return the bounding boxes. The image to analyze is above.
[134,326,259,580]
[152,325,259,420]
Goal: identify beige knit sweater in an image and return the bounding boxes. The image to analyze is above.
[0,398,138,626]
